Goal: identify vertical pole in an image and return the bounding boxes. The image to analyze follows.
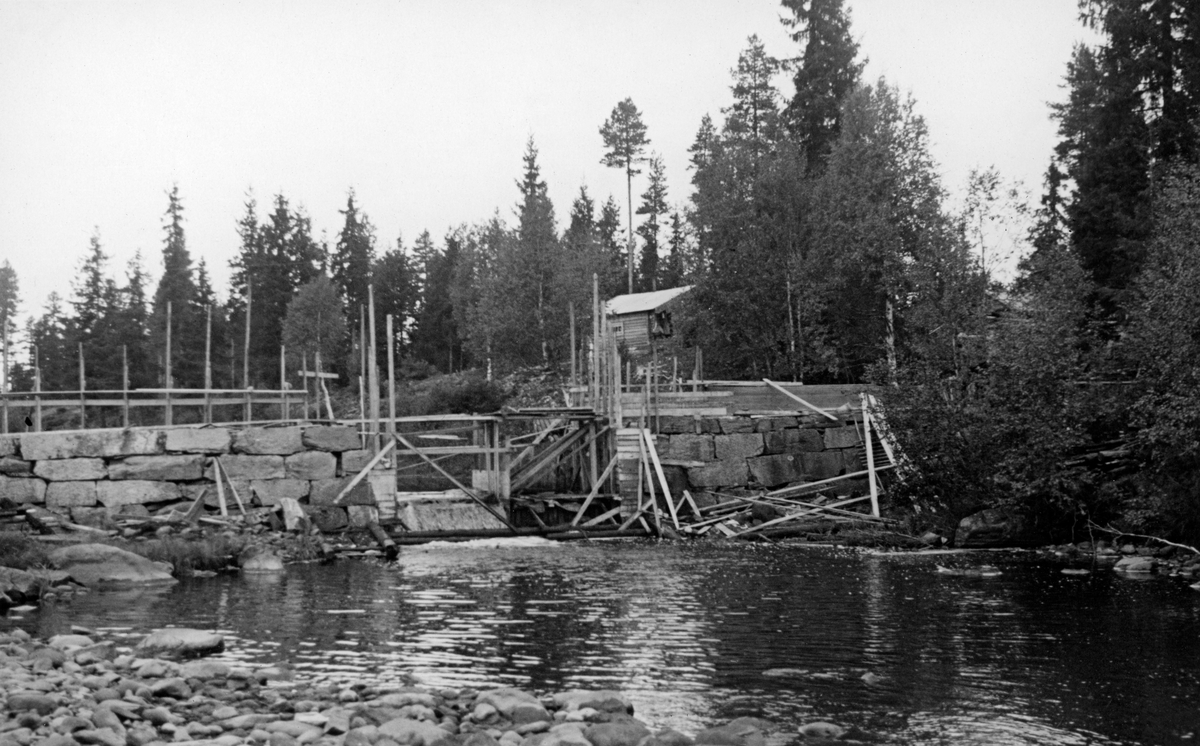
[1,321,8,434]
[122,345,130,428]
[77,342,86,429]
[33,344,41,432]
[302,352,309,421]
[164,300,172,427]
[280,345,288,422]
[359,305,367,447]
[592,273,599,410]
[569,301,576,390]
[243,285,252,422]
[204,304,212,424]
[863,394,879,518]
[368,285,381,454]
[387,314,396,436]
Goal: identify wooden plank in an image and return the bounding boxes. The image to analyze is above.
[392,433,518,533]
[642,429,678,530]
[581,505,623,527]
[732,495,872,537]
[333,438,396,505]
[763,378,839,421]
[766,464,894,497]
[570,456,618,527]
[510,426,589,492]
[863,394,880,518]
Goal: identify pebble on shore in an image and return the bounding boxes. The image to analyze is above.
[0,629,845,746]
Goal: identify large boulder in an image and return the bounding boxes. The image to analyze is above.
[48,543,177,586]
[0,567,44,602]
[377,718,453,746]
[302,426,361,453]
[240,547,284,573]
[475,688,550,724]
[135,628,225,659]
[45,481,99,508]
[284,451,336,480]
[20,429,163,460]
[954,508,1038,548]
[0,475,46,504]
[108,455,205,481]
[164,427,231,454]
[233,427,305,456]
[33,458,106,481]
[96,480,180,507]
[584,722,652,746]
[551,690,632,713]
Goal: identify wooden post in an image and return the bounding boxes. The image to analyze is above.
[78,342,86,429]
[33,344,41,431]
[863,394,880,518]
[122,345,129,428]
[359,305,366,447]
[280,345,288,421]
[386,314,396,436]
[302,352,309,420]
[569,301,576,388]
[164,300,172,426]
[368,285,381,454]
[204,304,212,424]
[1,321,8,434]
[592,273,599,410]
[243,286,252,422]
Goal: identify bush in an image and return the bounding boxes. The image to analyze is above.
[428,377,508,414]
[0,532,52,570]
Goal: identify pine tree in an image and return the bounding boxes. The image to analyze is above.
[724,35,782,168]
[781,0,864,170]
[600,98,650,292]
[635,156,669,291]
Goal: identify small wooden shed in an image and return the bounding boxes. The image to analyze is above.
[605,285,693,360]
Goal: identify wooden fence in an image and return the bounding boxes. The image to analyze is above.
[0,387,306,433]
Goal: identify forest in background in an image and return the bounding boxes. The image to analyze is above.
[2,0,1200,540]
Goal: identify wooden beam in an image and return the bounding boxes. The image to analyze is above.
[570,455,618,527]
[510,426,589,492]
[393,432,518,533]
[766,464,894,497]
[732,495,872,537]
[642,429,678,530]
[762,378,839,421]
[581,505,622,527]
[333,438,396,505]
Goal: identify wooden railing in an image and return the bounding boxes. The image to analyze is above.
[0,387,306,433]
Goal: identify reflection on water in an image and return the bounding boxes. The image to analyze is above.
[5,540,1200,745]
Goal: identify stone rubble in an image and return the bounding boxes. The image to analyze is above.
[0,629,846,746]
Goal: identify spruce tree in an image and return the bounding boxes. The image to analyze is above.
[596,195,626,297]
[331,190,376,327]
[374,236,418,363]
[150,185,201,387]
[0,260,19,393]
[635,156,669,291]
[781,0,864,170]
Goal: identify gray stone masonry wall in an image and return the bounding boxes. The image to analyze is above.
[651,413,869,493]
[0,425,371,530]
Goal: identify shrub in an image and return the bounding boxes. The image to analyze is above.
[428,377,507,414]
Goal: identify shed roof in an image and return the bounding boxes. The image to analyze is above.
[605,285,693,316]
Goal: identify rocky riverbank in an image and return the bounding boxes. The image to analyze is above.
[0,627,849,746]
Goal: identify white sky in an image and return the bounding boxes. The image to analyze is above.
[0,0,1089,325]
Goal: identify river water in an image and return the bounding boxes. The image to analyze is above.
[5,539,1200,745]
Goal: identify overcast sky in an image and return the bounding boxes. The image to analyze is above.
[0,0,1089,325]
